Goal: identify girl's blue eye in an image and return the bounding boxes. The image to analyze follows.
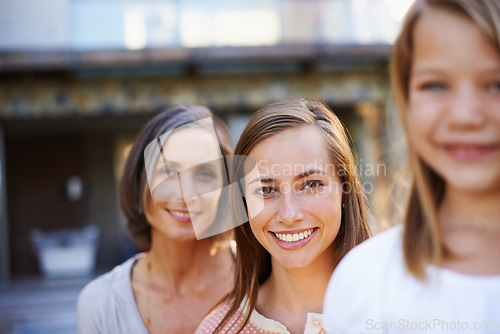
[422,82,447,91]
[487,81,500,93]
[303,180,324,190]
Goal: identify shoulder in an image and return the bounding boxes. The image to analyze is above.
[329,224,404,287]
[338,224,403,269]
[348,225,403,262]
[324,225,404,333]
[196,302,246,334]
[77,255,139,331]
[78,255,137,307]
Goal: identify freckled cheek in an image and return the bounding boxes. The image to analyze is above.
[247,201,275,227]
[317,183,342,203]
[409,92,444,117]
[315,201,342,223]
[407,107,437,150]
[307,191,341,222]
[248,214,271,245]
[487,101,500,124]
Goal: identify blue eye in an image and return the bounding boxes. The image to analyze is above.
[422,82,447,91]
[487,81,500,93]
[302,180,324,190]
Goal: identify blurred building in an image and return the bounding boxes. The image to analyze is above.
[0,0,411,285]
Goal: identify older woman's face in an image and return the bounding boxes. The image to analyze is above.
[145,125,224,241]
[244,126,342,271]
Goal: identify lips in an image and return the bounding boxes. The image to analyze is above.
[166,208,195,222]
[168,209,190,218]
[442,143,499,161]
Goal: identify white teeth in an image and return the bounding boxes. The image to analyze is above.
[458,147,477,153]
[450,145,494,153]
[170,210,190,218]
[273,229,314,243]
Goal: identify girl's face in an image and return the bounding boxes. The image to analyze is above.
[408,8,500,195]
[244,126,342,271]
[146,127,224,241]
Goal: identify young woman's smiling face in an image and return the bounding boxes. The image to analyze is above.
[408,8,500,195]
[244,125,342,271]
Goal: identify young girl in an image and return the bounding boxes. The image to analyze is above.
[324,0,500,332]
[196,99,372,334]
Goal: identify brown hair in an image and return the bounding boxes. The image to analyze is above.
[214,99,372,333]
[390,0,500,278]
[120,105,233,246]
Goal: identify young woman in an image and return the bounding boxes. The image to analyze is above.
[324,1,500,332]
[77,106,235,334]
[196,99,372,334]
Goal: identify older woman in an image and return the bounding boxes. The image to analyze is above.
[77,105,235,333]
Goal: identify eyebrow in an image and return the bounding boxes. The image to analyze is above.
[248,177,275,185]
[410,65,447,76]
[248,169,328,185]
[157,160,179,168]
[294,169,328,181]
[413,64,500,76]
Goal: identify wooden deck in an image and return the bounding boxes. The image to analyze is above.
[0,276,93,334]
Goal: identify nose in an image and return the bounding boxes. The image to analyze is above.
[276,192,304,225]
[177,174,198,203]
[447,85,486,129]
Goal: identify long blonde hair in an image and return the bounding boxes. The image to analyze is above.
[390,0,500,279]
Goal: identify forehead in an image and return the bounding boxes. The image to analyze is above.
[161,126,222,167]
[248,126,336,177]
[412,7,500,67]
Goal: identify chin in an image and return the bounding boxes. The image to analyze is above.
[277,257,312,270]
[446,177,500,195]
[166,229,198,242]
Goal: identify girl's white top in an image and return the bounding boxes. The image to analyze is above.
[323,225,500,334]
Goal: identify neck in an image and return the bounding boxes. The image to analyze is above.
[438,186,500,275]
[258,254,334,316]
[147,229,226,291]
[439,186,500,229]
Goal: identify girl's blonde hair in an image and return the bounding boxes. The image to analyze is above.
[390,0,500,278]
